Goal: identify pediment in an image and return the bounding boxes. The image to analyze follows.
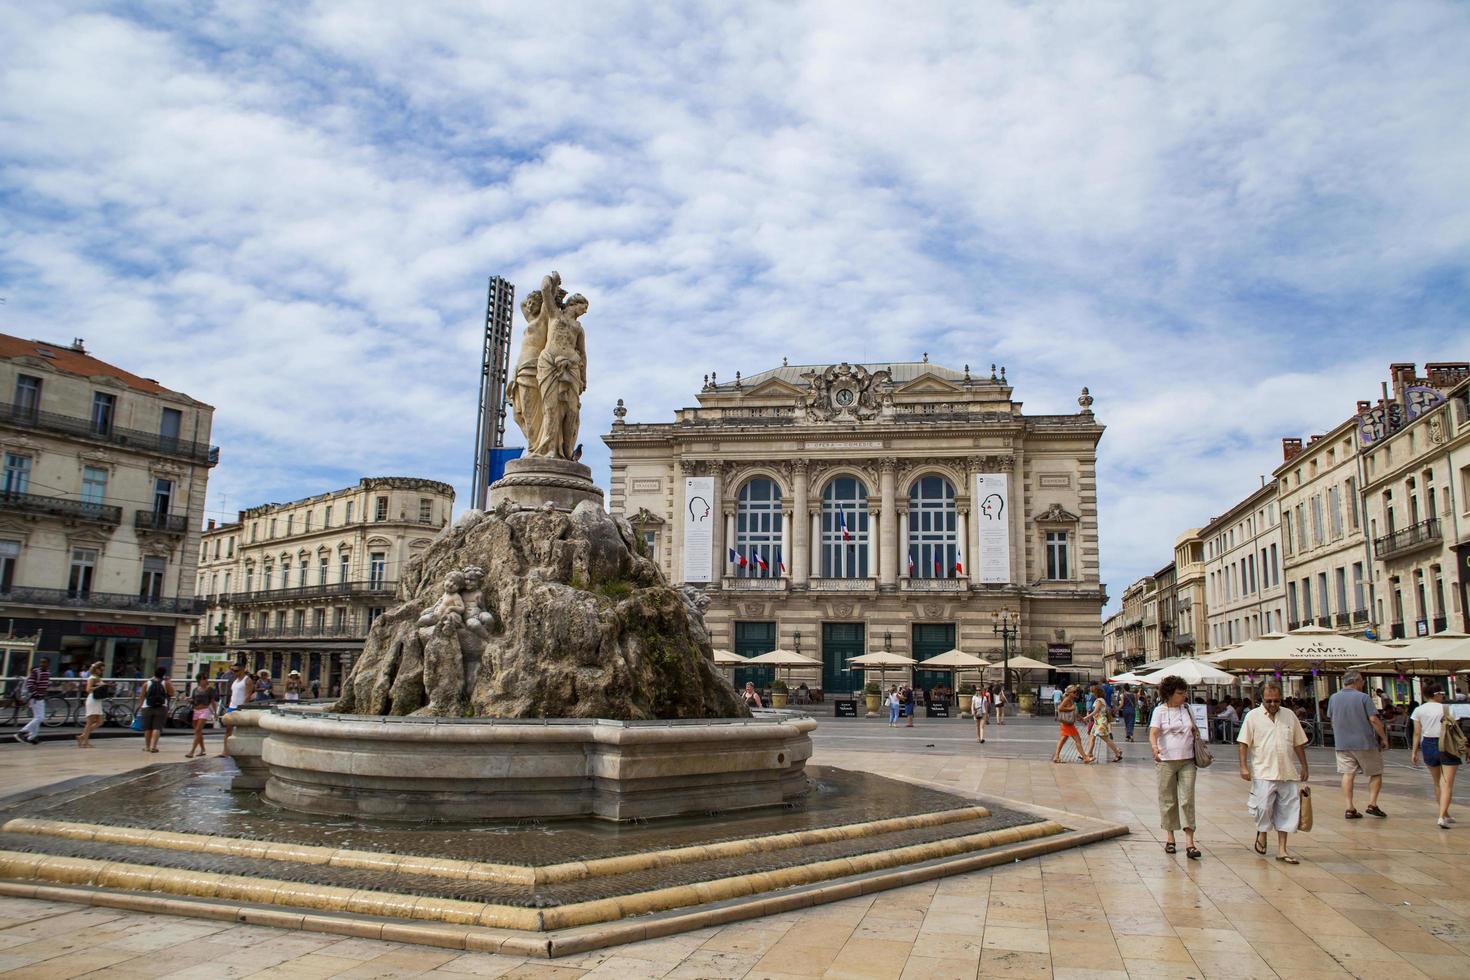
[744,378,805,399]
[894,374,964,394]
[629,507,666,526]
[1034,503,1081,523]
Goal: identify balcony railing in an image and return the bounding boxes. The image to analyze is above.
[0,586,205,615]
[134,510,188,534]
[228,580,397,605]
[237,623,365,641]
[900,578,969,592]
[1317,616,1332,628]
[0,402,219,466]
[0,489,121,526]
[1334,613,1350,627]
[1352,609,1368,624]
[189,637,227,652]
[1173,632,1195,650]
[722,577,787,591]
[1374,519,1442,561]
[808,577,878,592]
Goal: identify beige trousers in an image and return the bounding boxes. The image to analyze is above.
[1156,758,1197,832]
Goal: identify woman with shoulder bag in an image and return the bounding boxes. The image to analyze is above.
[1410,683,1462,829]
[1150,675,1203,859]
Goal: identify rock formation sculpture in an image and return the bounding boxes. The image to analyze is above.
[335,501,749,720]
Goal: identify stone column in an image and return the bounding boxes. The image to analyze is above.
[724,510,736,579]
[879,459,898,588]
[674,459,692,585]
[899,509,911,580]
[956,506,969,582]
[810,510,822,579]
[781,510,792,581]
[792,461,810,587]
[710,464,725,585]
[866,498,881,583]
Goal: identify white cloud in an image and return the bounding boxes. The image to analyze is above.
[1,1,1468,606]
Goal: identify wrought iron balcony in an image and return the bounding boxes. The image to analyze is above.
[134,510,188,534]
[0,586,205,615]
[237,623,365,641]
[228,579,397,605]
[0,401,220,466]
[808,577,878,592]
[1352,609,1369,624]
[1374,518,1442,561]
[1173,632,1196,650]
[722,577,788,591]
[900,577,969,592]
[189,637,228,652]
[1335,613,1350,627]
[0,489,121,525]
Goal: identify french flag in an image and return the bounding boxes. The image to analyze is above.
[954,550,965,576]
[907,551,915,576]
[754,552,768,573]
[775,547,786,575]
[838,511,853,541]
[728,547,747,568]
[933,553,943,577]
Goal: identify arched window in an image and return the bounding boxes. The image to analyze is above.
[735,478,783,577]
[908,475,957,578]
[821,477,870,578]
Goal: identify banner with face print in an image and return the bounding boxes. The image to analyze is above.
[975,474,1011,584]
[682,477,715,582]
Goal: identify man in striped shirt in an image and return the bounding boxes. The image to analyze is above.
[15,658,50,745]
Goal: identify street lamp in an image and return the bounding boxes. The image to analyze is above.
[991,608,1018,698]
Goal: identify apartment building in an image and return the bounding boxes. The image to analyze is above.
[1172,529,1206,655]
[1201,481,1286,651]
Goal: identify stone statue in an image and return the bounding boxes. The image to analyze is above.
[510,285,556,452]
[535,284,588,459]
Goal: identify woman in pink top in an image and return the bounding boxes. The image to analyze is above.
[1149,676,1202,859]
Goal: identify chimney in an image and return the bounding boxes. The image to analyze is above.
[70,338,86,353]
[206,519,216,531]
[1307,433,1324,445]
[1282,437,1304,462]
[1425,362,1470,389]
[1356,400,1372,415]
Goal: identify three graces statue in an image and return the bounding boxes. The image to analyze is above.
[511,271,588,460]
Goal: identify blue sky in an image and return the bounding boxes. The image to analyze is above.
[2,1,1468,610]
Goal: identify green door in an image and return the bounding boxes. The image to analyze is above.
[822,622,865,695]
[913,623,955,693]
[733,621,775,688]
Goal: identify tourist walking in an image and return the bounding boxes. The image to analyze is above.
[901,684,915,728]
[285,670,306,703]
[1052,686,1094,764]
[185,671,217,759]
[887,686,900,726]
[1328,670,1388,819]
[1150,675,1201,859]
[137,667,174,754]
[1237,680,1309,864]
[1088,686,1123,762]
[76,662,107,749]
[974,687,989,742]
[993,686,1006,725]
[1120,686,1137,742]
[13,658,51,746]
[1410,683,1462,829]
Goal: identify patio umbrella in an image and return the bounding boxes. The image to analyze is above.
[710,648,745,665]
[914,649,992,703]
[1109,671,1148,685]
[1355,631,1470,676]
[847,651,917,692]
[1137,660,1237,686]
[745,648,821,683]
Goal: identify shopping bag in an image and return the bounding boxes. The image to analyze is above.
[1297,786,1313,832]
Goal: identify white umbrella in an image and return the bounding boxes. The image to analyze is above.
[1109,671,1148,685]
[914,649,992,705]
[746,648,822,684]
[848,651,917,693]
[1139,660,1237,686]
[711,649,746,666]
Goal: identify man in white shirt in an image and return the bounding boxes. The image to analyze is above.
[1238,679,1309,864]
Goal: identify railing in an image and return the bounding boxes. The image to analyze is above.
[1317,616,1332,628]
[1374,518,1441,561]
[1334,613,1350,627]
[227,580,397,605]
[0,401,219,466]
[1287,620,1302,631]
[1352,609,1368,624]
[134,510,188,534]
[1173,632,1195,650]
[722,577,787,591]
[237,623,365,641]
[0,587,205,615]
[0,490,121,525]
[189,637,227,652]
[900,578,968,592]
[808,577,877,592]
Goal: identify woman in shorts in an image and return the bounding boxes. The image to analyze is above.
[76,661,106,749]
[1410,683,1460,829]
[1052,686,1094,764]
[186,670,216,759]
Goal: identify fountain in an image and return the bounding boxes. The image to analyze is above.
[0,273,1125,957]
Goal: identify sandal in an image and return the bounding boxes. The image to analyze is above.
[1254,832,1267,855]
[1186,847,1202,860]
[1345,809,1363,819]
[1164,842,1177,854]
[1365,805,1387,818]
[1275,855,1299,865]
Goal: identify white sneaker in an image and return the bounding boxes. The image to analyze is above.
[1439,818,1453,829]
[1447,815,1457,824]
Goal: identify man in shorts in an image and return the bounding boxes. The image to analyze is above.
[1327,670,1388,819]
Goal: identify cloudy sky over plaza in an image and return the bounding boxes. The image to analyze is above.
[2,1,1468,606]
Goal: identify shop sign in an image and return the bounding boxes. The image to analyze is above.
[81,624,144,637]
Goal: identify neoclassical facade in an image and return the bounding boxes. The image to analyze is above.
[1201,481,1286,651]
[193,477,454,692]
[603,361,1106,692]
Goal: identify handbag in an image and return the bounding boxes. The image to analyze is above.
[1189,711,1214,768]
[129,713,144,732]
[1442,706,1470,759]
[1297,786,1313,832]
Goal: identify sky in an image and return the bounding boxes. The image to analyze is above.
[2,1,1468,611]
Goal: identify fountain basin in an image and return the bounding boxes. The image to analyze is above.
[256,708,814,822]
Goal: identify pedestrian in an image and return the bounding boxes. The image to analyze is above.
[1052,686,1094,763]
[76,661,107,749]
[993,686,1007,725]
[1150,675,1201,859]
[886,685,900,726]
[1121,686,1137,742]
[1327,670,1388,819]
[1088,686,1123,762]
[901,684,915,728]
[13,658,51,746]
[742,681,763,709]
[284,669,306,703]
[310,676,321,699]
[220,663,254,757]
[136,667,174,754]
[1051,686,1064,715]
[1237,680,1309,864]
[254,670,274,701]
[185,670,216,759]
[974,686,989,743]
[1410,683,1461,829]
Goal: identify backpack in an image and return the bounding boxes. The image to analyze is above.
[145,680,167,708]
